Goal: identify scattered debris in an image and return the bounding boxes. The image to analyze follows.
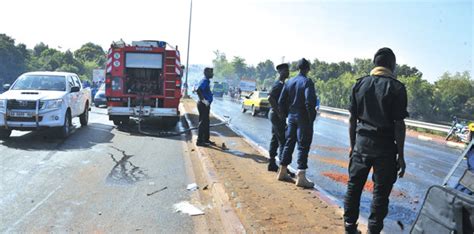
[31,200,34,203]
[397,220,404,230]
[191,149,195,152]
[187,183,199,191]
[173,201,204,216]
[202,184,209,190]
[98,212,102,216]
[148,181,155,186]
[147,186,168,196]
[135,228,142,231]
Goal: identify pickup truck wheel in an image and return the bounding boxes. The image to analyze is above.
[251,106,258,116]
[80,104,89,126]
[113,120,121,126]
[0,129,12,139]
[94,103,100,107]
[59,111,71,139]
[241,104,247,113]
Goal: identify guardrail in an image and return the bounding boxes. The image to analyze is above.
[320,106,452,133]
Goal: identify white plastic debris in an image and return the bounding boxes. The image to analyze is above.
[187,183,199,191]
[173,201,204,216]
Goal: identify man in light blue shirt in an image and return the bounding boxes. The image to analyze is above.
[196,68,214,147]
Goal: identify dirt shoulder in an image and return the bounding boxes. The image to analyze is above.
[182,99,351,233]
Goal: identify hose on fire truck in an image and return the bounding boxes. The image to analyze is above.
[121,92,231,137]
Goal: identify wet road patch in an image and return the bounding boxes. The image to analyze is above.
[106,146,149,186]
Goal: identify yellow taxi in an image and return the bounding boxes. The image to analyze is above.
[241,91,270,116]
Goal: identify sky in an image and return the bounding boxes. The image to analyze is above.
[0,0,472,82]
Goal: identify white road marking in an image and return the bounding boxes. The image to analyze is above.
[446,141,467,149]
[418,135,433,141]
[5,185,62,232]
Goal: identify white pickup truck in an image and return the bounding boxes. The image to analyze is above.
[0,71,91,139]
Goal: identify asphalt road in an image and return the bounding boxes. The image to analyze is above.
[0,107,197,232]
[207,95,465,232]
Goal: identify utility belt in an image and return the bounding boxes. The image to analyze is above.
[356,121,394,139]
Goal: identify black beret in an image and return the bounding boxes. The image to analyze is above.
[297,58,310,70]
[276,63,289,71]
[373,47,396,70]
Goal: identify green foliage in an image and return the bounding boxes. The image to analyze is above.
[398,75,434,120]
[0,34,29,84]
[315,72,357,109]
[432,71,473,121]
[74,42,106,65]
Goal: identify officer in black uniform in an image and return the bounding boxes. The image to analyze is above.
[268,63,289,171]
[344,48,408,234]
[277,58,317,188]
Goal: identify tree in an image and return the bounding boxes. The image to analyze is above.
[212,50,235,81]
[255,60,276,82]
[398,75,434,120]
[396,64,422,78]
[74,42,106,65]
[0,34,28,84]
[33,42,49,57]
[353,58,373,76]
[231,56,248,79]
[433,71,473,121]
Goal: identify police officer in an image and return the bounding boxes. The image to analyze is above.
[268,63,290,171]
[277,58,317,188]
[344,48,408,234]
[196,67,216,147]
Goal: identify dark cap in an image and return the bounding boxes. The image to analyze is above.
[204,67,213,73]
[276,63,289,71]
[373,47,396,71]
[297,58,310,70]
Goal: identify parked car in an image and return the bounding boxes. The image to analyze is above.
[241,91,270,116]
[94,84,106,107]
[0,71,91,139]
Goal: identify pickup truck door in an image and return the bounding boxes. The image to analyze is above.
[72,75,85,115]
[67,76,80,117]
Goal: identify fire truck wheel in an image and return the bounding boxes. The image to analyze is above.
[0,129,12,139]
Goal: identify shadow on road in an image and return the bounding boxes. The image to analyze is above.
[1,122,114,151]
[114,117,189,140]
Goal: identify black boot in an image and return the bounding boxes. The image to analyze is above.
[268,158,278,172]
[345,222,361,234]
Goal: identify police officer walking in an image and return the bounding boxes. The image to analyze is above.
[277,58,317,188]
[268,63,290,172]
[196,67,216,147]
[344,48,408,234]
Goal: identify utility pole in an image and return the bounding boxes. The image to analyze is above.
[184,0,193,98]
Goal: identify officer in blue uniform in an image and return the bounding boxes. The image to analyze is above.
[344,48,408,234]
[196,67,215,147]
[277,58,317,188]
[268,63,290,171]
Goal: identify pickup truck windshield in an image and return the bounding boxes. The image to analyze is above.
[12,75,66,91]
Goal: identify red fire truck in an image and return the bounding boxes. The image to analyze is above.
[105,40,182,126]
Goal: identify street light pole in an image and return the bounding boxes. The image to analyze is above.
[184,0,193,98]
